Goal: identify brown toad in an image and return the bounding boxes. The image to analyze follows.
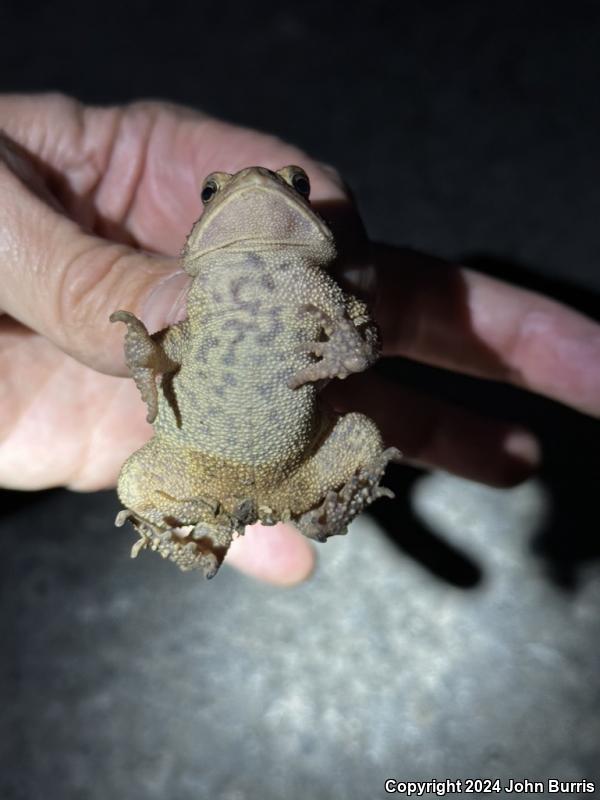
[111,165,400,578]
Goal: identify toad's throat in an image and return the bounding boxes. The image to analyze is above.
[186,237,315,263]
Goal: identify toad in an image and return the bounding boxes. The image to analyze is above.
[111,165,400,578]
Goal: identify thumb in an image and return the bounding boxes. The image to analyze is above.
[0,133,189,375]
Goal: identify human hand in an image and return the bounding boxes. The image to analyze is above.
[1,94,598,584]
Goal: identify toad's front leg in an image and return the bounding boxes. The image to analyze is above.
[288,302,379,389]
[110,310,182,422]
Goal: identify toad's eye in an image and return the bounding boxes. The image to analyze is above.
[292,172,310,198]
[201,180,218,204]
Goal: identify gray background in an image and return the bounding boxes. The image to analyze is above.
[1,1,599,798]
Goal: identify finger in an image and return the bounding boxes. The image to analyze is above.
[0,138,190,374]
[0,316,152,490]
[326,372,541,488]
[0,94,348,254]
[225,523,316,585]
[373,246,600,417]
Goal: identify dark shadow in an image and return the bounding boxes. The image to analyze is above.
[368,464,484,589]
[0,489,56,520]
[532,434,600,590]
[314,194,369,280]
[160,370,182,428]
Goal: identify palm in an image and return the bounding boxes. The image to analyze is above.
[0,319,146,489]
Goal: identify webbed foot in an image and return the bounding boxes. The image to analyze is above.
[115,509,233,579]
[294,447,402,541]
[288,304,376,389]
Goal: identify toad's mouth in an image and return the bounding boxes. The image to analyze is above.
[187,236,315,260]
[184,185,336,267]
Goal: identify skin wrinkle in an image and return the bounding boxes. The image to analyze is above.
[0,95,54,161]
[0,324,151,490]
[0,341,64,470]
[0,156,47,276]
[134,109,208,250]
[0,332,52,443]
[61,105,132,233]
[97,105,155,231]
[56,238,133,333]
[18,376,82,489]
[2,95,94,202]
[0,152,86,329]
[0,136,38,190]
[52,357,95,487]
[70,371,130,490]
[68,106,123,228]
[41,95,85,169]
[55,233,178,371]
[513,307,600,404]
[466,270,529,345]
[2,97,139,235]
[45,97,104,194]
[10,195,58,314]
[499,304,552,388]
[52,96,90,181]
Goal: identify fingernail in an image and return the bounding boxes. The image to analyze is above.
[142,270,190,333]
[502,428,542,470]
[225,523,316,586]
[318,162,343,185]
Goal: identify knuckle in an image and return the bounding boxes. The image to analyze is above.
[56,239,136,334]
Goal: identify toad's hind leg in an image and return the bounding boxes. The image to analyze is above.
[115,438,254,577]
[284,412,401,542]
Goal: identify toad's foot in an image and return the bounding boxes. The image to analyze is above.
[115,509,233,578]
[294,447,402,542]
[288,304,377,389]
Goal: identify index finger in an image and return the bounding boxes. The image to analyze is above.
[373,247,600,417]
